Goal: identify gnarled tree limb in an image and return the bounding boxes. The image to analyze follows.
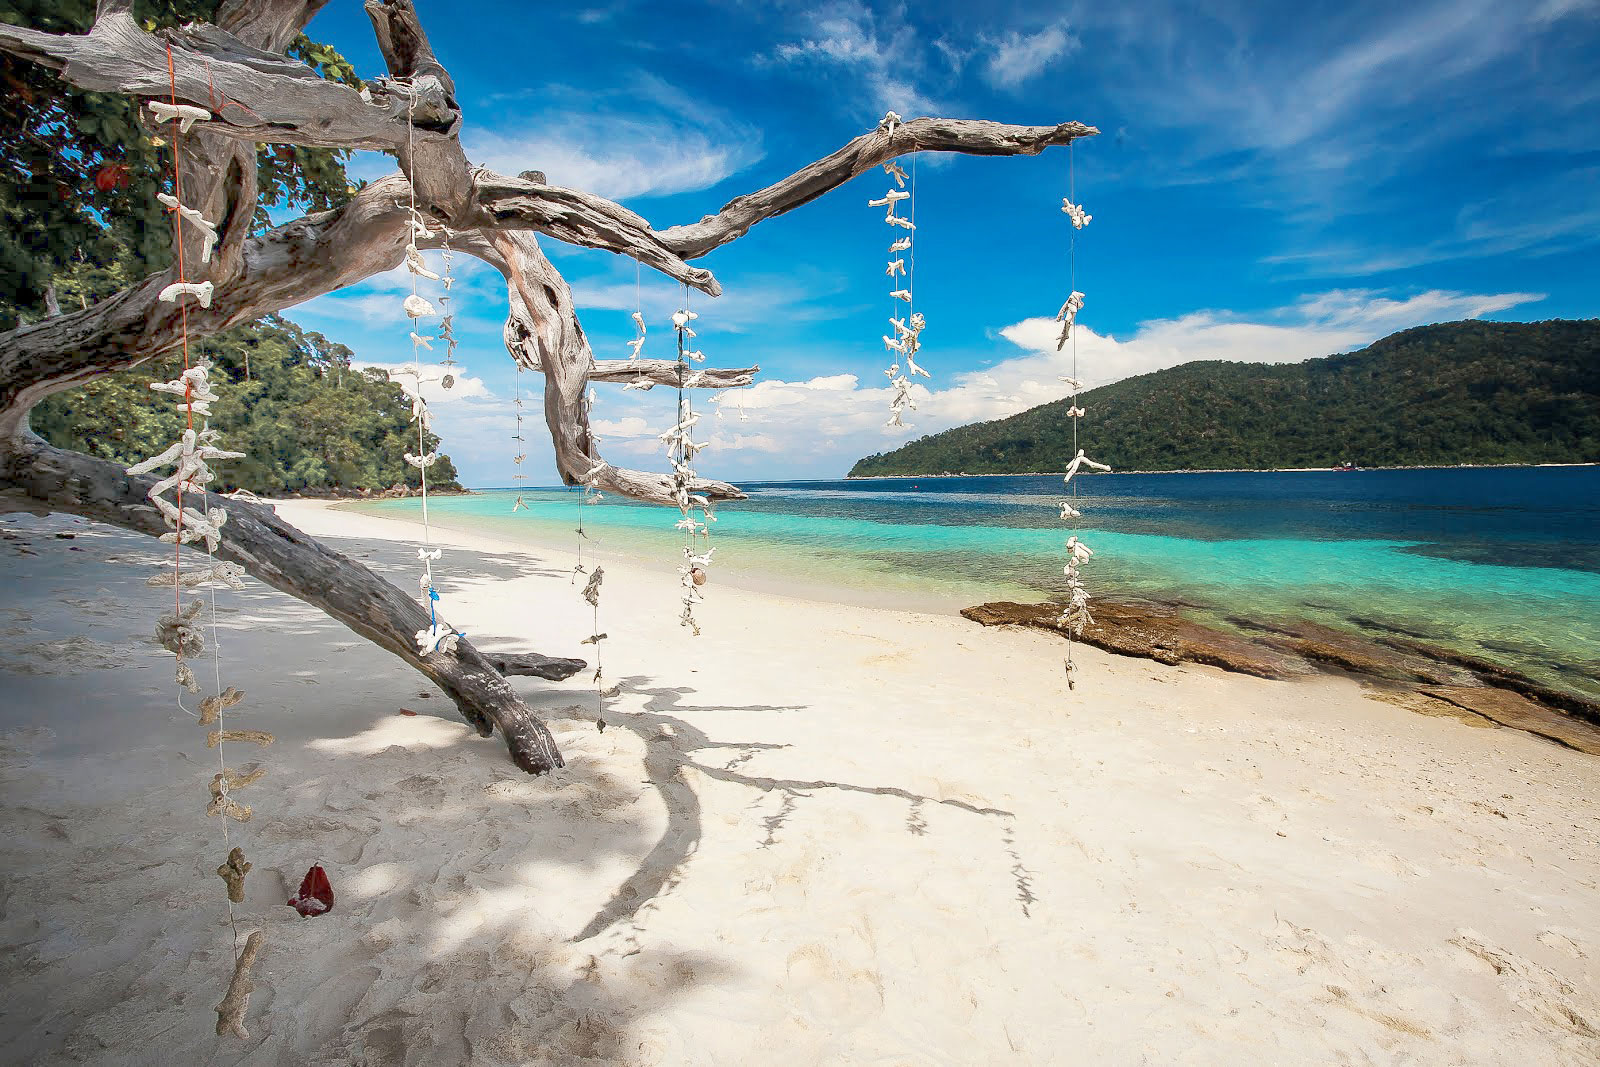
[0,8,413,153]
[661,118,1097,259]
[0,432,576,773]
[0,177,417,438]
[589,360,759,390]
[471,230,745,506]
[468,172,721,295]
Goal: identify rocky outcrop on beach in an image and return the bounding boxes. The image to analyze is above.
[960,600,1306,680]
[962,598,1600,755]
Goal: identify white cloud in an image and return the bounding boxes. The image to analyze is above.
[469,127,756,203]
[998,288,1545,388]
[353,361,491,403]
[585,287,1547,479]
[399,285,1543,483]
[591,415,654,439]
[569,267,854,338]
[765,1,944,117]
[981,22,1076,90]
[466,75,763,201]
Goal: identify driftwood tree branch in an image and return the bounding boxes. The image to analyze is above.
[661,118,1098,259]
[0,8,415,152]
[589,361,760,390]
[472,230,745,506]
[0,177,418,438]
[0,433,576,773]
[468,172,721,295]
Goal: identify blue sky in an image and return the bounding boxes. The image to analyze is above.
[290,0,1600,487]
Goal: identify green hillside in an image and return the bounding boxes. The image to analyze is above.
[849,319,1600,476]
[33,315,461,495]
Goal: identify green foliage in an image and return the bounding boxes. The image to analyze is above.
[850,320,1600,476]
[0,0,358,328]
[32,315,462,494]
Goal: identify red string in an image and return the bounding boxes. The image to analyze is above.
[166,43,192,614]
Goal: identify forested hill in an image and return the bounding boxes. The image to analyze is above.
[849,319,1600,476]
[33,316,462,495]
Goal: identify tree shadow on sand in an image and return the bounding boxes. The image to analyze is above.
[539,680,1024,946]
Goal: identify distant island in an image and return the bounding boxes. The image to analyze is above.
[849,319,1600,476]
[33,315,462,496]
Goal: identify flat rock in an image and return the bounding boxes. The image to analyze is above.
[1381,638,1600,725]
[1418,686,1600,755]
[961,600,1306,680]
[1231,619,1474,686]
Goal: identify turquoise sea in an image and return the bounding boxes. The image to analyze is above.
[348,467,1600,703]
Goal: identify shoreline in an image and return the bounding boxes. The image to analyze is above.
[843,461,1600,479]
[330,494,1600,723]
[2,505,1598,1062]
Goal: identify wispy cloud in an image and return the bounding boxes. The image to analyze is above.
[466,74,763,201]
[1267,168,1600,275]
[1074,1,1597,270]
[980,21,1077,90]
[352,362,491,404]
[764,0,944,117]
[568,265,857,340]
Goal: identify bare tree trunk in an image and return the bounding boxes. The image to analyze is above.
[0,428,575,774]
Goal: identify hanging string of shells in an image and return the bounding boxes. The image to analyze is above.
[510,377,528,512]
[573,383,607,731]
[132,58,271,1041]
[395,90,463,658]
[665,290,715,635]
[1055,144,1111,690]
[871,111,928,426]
[571,382,601,585]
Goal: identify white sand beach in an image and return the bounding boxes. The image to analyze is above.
[1,500,1597,1065]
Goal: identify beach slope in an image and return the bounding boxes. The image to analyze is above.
[0,501,1596,1064]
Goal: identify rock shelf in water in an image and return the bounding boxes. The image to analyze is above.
[962,599,1600,755]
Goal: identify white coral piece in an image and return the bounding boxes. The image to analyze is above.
[1055,291,1085,351]
[1061,199,1092,229]
[156,194,218,264]
[147,101,211,134]
[405,246,440,281]
[415,623,461,655]
[158,281,214,307]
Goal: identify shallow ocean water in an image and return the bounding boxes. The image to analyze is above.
[350,466,1600,702]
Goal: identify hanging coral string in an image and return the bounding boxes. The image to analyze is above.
[398,86,460,657]
[872,112,927,427]
[511,376,528,512]
[667,285,714,634]
[1055,142,1109,690]
[132,47,272,1031]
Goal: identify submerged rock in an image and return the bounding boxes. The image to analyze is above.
[1378,638,1600,726]
[1230,618,1474,686]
